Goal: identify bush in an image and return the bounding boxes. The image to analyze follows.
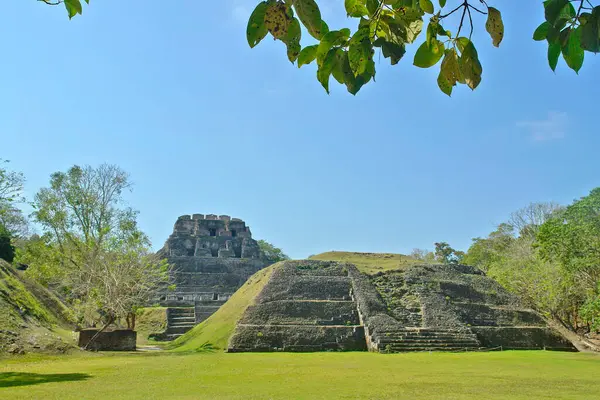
[0,226,15,263]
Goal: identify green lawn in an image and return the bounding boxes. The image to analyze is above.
[310,251,427,274]
[1,351,599,399]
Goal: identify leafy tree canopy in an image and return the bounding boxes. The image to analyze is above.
[25,164,169,334]
[434,241,465,264]
[44,0,599,96]
[465,197,600,333]
[0,159,27,237]
[258,239,290,264]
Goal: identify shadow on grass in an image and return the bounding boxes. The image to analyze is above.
[0,372,91,388]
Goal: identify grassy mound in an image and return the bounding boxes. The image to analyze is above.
[170,264,277,352]
[310,251,427,274]
[135,307,168,346]
[0,260,75,355]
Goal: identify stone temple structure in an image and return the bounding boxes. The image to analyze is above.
[228,260,576,352]
[155,214,267,340]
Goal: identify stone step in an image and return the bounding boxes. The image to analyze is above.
[169,317,196,322]
[169,323,196,328]
[381,346,481,353]
[375,330,473,338]
[164,334,184,341]
[376,333,478,341]
[166,326,195,334]
[378,343,479,349]
[169,308,195,313]
[377,338,480,346]
[169,310,195,316]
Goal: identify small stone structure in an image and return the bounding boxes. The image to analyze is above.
[155,214,268,339]
[78,329,136,351]
[228,261,576,353]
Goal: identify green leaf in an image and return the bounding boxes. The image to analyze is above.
[317,49,337,93]
[437,72,452,96]
[374,38,406,65]
[366,0,380,16]
[545,0,569,26]
[420,0,434,14]
[283,18,302,63]
[293,0,323,39]
[439,0,446,8]
[413,39,444,68]
[485,7,504,47]
[348,27,372,75]
[455,37,470,53]
[440,48,461,86]
[581,8,600,53]
[321,20,330,36]
[548,41,561,71]
[247,2,269,48]
[533,22,550,41]
[316,29,351,66]
[458,40,482,90]
[332,49,346,84]
[64,0,82,19]
[561,26,585,73]
[345,0,369,17]
[297,45,319,68]
[336,50,363,95]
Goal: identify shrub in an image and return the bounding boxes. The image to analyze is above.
[0,225,15,263]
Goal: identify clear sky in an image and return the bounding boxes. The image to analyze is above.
[1,1,599,259]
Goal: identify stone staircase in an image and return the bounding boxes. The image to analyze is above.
[163,307,196,340]
[372,327,481,353]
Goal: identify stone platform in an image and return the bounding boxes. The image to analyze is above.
[227,261,576,353]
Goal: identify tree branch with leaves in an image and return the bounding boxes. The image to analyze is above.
[39,0,600,95]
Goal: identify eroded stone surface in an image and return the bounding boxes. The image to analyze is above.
[228,261,576,353]
[154,215,268,337]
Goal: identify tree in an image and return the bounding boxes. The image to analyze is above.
[410,248,435,263]
[462,223,515,271]
[434,242,464,264]
[508,202,563,240]
[537,187,600,330]
[464,195,600,333]
[258,240,290,264]
[29,164,169,344]
[0,224,15,262]
[43,1,599,96]
[0,159,27,237]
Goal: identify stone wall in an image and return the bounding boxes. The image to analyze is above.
[78,329,136,351]
[363,264,577,351]
[228,260,367,352]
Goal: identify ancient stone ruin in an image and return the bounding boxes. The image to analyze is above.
[228,260,576,352]
[78,329,136,351]
[155,214,267,340]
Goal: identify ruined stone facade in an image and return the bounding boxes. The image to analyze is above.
[155,214,267,338]
[228,261,576,352]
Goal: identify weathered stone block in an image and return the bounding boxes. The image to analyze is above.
[78,329,136,351]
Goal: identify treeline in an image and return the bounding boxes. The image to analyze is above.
[465,192,600,334]
[413,192,600,334]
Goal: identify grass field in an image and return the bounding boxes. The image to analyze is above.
[1,351,599,399]
[310,251,427,274]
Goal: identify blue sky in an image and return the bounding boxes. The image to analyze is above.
[1,1,599,259]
